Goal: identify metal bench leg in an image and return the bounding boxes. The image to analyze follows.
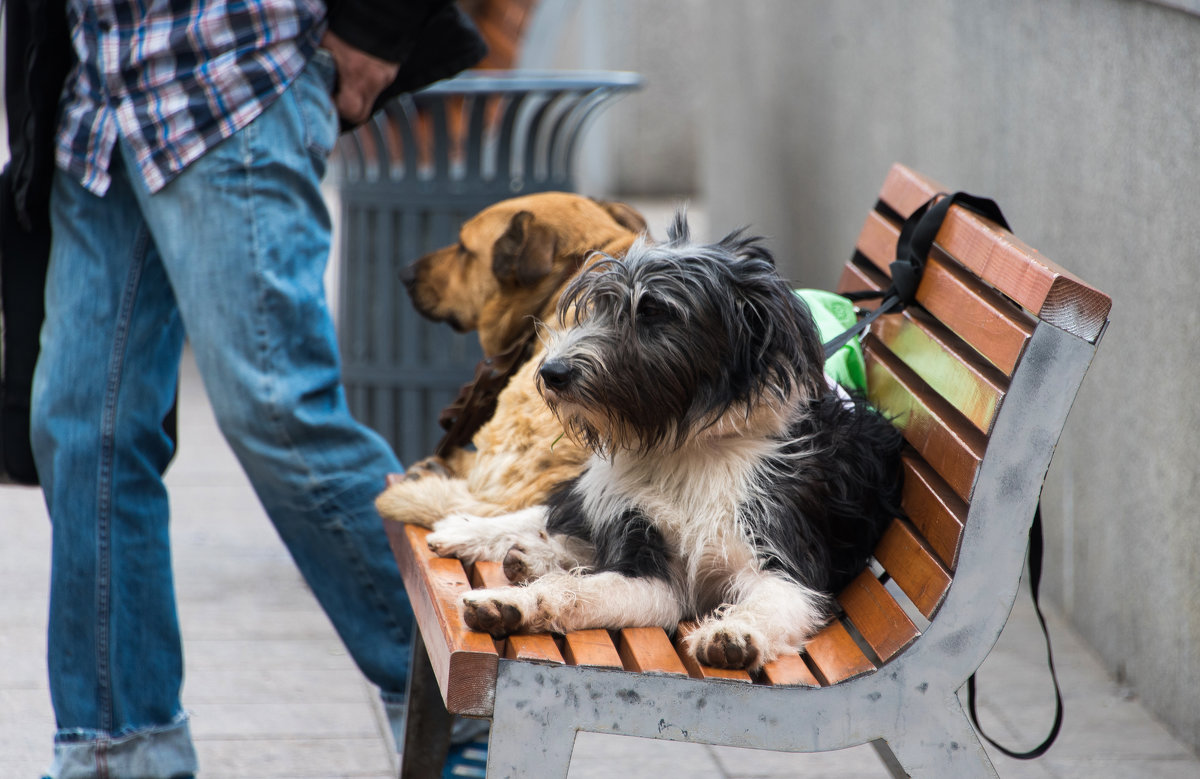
[871,695,998,779]
[487,662,577,778]
[399,631,454,779]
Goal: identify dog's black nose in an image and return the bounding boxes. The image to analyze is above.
[398,261,417,290]
[539,359,574,391]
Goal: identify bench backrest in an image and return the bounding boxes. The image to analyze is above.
[795,163,1112,688]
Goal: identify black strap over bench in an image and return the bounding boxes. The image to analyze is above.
[823,191,1064,760]
[822,192,1011,359]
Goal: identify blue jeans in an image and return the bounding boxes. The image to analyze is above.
[31,49,413,778]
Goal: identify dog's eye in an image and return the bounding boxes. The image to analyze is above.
[636,298,672,324]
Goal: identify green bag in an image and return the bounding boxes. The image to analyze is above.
[794,289,866,394]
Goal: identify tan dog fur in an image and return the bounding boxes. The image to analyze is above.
[375,192,647,528]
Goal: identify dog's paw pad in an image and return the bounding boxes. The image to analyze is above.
[502,544,533,583]
[694,629,761,670]
[462,594,524,638]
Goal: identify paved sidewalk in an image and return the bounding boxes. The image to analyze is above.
[3,349,1198,778]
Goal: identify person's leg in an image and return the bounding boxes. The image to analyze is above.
[127,49,415,701]
[31,161,194,776]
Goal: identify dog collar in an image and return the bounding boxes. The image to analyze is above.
[434,331,539,457]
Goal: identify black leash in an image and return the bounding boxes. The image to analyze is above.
[967,503,1064,759]
[822,191,1064,759]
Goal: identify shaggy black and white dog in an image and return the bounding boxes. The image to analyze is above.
[425,215,905,670]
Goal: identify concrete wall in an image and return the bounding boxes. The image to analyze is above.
[542,0,708,197]
[556,0,1200,755]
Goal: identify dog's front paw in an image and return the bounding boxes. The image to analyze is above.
[427,514,489,561]
[688,622,764,671]
[462,590,526,638]
[502,544,536,584]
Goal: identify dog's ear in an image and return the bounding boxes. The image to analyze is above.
[492,211,557,288]
[591,198,649,235]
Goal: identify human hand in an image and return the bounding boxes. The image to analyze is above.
[319,30,401,125]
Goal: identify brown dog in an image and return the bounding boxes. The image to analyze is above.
[375,192,648,528]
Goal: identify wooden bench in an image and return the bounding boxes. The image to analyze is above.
[382,162,1112,778]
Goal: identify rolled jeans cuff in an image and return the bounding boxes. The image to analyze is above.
[49,713,197,779]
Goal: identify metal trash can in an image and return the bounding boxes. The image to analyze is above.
[331,70,642,466]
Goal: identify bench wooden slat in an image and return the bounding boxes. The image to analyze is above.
[505,634,566,664]
[674,622,754,683]
[837,571,920,663]
[469,561,512,590]
[803,621,875,685]
[384,523,498,716]
[561,629,624,669]
[874,519,953,620]
[470,562,566,664]
[877,164,1112,342]
[856,209,1035,375]
[864,341,986,502]
[918,251,1034,375]
[870,306,1008,435]
[839,253,1010,435]
[760,653,821,687]
[617,627,689,676]
[837,254,887,299]
[900,455,967,571]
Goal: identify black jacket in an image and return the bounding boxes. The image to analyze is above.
[329,0,487,109]
[3,0,72,228]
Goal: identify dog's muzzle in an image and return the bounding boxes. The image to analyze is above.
[398,261,418,291]
[539,358,575,392]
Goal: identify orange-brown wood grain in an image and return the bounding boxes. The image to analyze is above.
[854,209,899,277]
[803,621,875,685]
[760,653,822,687]
[836,259,886,303]
[873,519,953,621]
[617,627,688,676]
[900,455,967,571]
[384,522,499,716]
[469,561,510,590]
[871,307,1008,435]
[917,254,1033,376]
[837,572,920,663]
[562,630,624,669]
[878,164,1112,342]
[864,343,987,503]
[855,209,1035,375]
[504,634,566,664]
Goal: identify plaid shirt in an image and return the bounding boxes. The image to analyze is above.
[57,0,327,195]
